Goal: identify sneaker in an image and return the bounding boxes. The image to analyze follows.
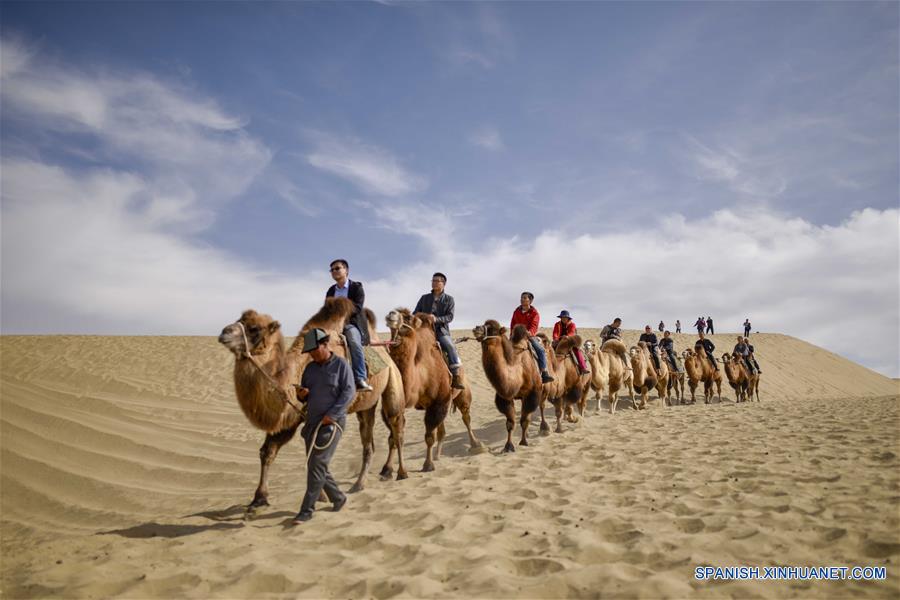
[291,512,313,525]
[356,379,374,392]
[541,371,555,384]
[332,496,347,512]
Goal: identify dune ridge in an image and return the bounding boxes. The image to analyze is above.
[1,330,897,598]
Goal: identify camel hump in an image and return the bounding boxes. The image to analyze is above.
[510,324,530,344]
[364,307,376,329]
[555,335,582,354]
[601,339,626,354]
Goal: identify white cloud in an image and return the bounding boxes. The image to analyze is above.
[0,38,271,217]
[306,133,427,197]
[469,126,505,151]
[3,149,897,378]
[687,135,788,199]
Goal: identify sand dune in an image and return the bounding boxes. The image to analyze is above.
[1,330,897,598]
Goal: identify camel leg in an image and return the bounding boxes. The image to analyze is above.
[495,394,516,453]
[453,390,486,452]
[434,421,446,461]
[349,406,376,493]
[519,389,540,446]
[248,426,298,512]
[609,385,620,415]
[379,407,408,481]
[716,380,723,403]
[538,396,551,437]
[553,398,564,433]
[422,401,449,472]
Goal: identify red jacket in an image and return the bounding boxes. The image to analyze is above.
[553,320,577,341]
[510,306,540,337]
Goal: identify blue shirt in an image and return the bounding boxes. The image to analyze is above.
[300,353,354,433]
[333,279,351,299]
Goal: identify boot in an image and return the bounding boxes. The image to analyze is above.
[451,371,465,390]
[541,370,555,384]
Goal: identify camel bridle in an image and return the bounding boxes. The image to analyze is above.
[234,321,304,415]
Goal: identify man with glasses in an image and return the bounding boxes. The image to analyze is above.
[414,272,464,389]
[325,259,372,391]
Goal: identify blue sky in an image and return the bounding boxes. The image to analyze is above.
[1,2,898,376]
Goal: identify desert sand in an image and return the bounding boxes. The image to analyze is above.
[1,328,898,598]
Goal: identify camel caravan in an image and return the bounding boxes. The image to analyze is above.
[218,268,762,517]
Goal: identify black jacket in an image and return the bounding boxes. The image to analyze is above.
[698,339,715,353]
[414,292,455,338]
[639,332,658,350]
[659,337,675,353]
[326,280,371,346]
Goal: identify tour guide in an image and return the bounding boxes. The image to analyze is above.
[292,328,353,524]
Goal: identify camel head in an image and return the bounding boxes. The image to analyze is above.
[682,349,694,360]
[482,320,506,339]
[471,324,486,341]
[385,307,414,341]
[721,353,733,364]
[583,340,596,356]
[219,310,282,357]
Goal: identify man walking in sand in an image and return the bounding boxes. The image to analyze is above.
[292,328,352,524]
[414,272,464,389]
[325,259,372,391]
[743,318,752,338]
[675,319,681,333]
[510,292,555,384]
[706,316,714,335]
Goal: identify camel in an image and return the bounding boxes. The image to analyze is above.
[722,353,761,403]
[535,333,589,433]
[629,342,658,410]
[218,298,405,514]
[473,320,542,452]
[682,346,723,404]
[664,353,686,404]
[584,339,635,414]
[652,347,672,406]
[384,309,484,473]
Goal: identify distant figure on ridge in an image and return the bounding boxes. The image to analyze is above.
[414,272,464,389]
[658,320,665,332]
[675,319,681,333]
[695,317,706,335]
[743,318,752,338]
[706,316,715,335]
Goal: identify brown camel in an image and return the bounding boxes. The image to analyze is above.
[384,308,485,473]
[651,348,671,406]
[664,353,686,404]
[218,298,405,513]
[682,346,723,404]
[473,320,542,452]
[722,353,760,403]
[535,333,589,433]
[629,342,658,410]
[583,339,633,414]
